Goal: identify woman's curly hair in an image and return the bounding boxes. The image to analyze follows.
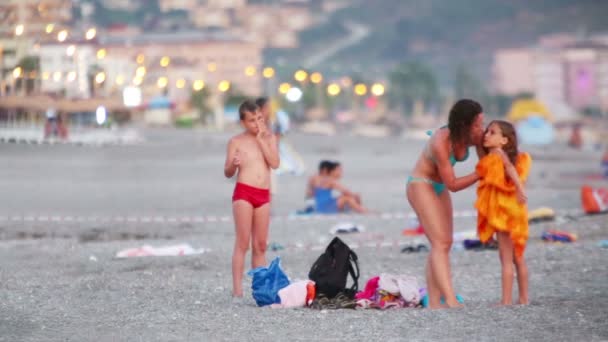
[448,99,483,145]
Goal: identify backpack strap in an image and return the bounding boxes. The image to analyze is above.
[347,251,359,292]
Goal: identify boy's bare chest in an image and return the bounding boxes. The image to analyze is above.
[239,144,264,165]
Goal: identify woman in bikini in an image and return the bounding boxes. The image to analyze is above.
[406,99,485,309]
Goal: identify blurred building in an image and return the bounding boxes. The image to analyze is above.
[159,0,198,12]
[102,0,144,11]
[492,49,534,96]
[0,0,72,38]
[38,31,262,100]
[38,41,96,98]
[493,34,608,116]
[158,0,312,48]
[0,0,72,76]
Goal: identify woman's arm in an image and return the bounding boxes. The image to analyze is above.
[433,138,480,192]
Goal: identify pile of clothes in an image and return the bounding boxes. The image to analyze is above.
[355,274,422,309]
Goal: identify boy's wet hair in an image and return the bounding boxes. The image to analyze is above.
[255,97,269,108]
[239,100,259,120]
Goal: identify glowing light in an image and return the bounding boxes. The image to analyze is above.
[85,28,96,40]
[160,56,170,67]
[354,83,367,96]
[278,82,291,94]
[327,83,341,96]
[57,30,68,42]
[371,83,385,96]
[96,49,106,59]
[193,80,205,91]
[96,106,107,125]
[15,24,24,36]
[157,77,168,88]
[218,80,230,92]
[123,86,142,107]
[263,67,275,78]
[67,71,77,82]
[135,66,146,78]
[245,66,256,77]
[294,70,308,82]
[95,72,106,84]
[12,67,22,78]
[286,87,303,102]
[310,72,323,84]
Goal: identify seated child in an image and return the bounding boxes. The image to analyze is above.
[312,161,368,214]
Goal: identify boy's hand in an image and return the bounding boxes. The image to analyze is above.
[256,123,270,141]
[516,188,527,204]
[232,149,241,167]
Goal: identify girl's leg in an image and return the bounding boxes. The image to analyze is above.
[407,183,458,308]
[232,200,254,297]
[514,253,529,305]
[251,203,270,269]
[497,232,515,305]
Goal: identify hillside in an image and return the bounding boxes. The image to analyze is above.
[268,0,608,83]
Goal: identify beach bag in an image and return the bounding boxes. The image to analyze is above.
[308,237,359,299]
[248,257,290,306]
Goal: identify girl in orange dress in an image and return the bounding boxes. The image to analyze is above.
[475,120,532,305]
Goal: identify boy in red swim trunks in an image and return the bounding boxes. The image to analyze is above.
[224,99,280,298]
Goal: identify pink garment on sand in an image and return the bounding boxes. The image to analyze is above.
[355,276,380,300]
[270,280,313,309]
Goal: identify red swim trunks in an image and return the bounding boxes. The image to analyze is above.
[232,182,270,208]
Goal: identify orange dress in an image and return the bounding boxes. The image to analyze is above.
[475,152,532,257]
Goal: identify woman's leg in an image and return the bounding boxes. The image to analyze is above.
[407,183,459,308]
[437,188,461,307]
[497,232,514,305]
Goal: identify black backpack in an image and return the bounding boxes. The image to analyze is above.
[308,237,360,299]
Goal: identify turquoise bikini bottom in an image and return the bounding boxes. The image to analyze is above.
[407,176,446,195]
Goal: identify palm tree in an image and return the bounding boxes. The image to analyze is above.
[16,56,40,95]
[190,87,212,124]
[87,64,104,97]
[388,62,438,116]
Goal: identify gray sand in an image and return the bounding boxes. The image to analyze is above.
[1,129,607,341]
